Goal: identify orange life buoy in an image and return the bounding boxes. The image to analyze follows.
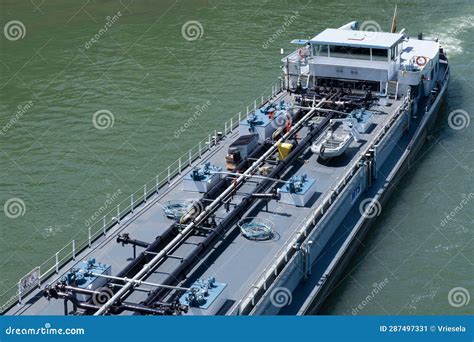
[415,56,429,67]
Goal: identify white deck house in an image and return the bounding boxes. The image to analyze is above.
[309,28,404,83]
[283,23,441,97]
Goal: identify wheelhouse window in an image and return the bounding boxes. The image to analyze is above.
[312,44,329,57]
[372,48,389,61]
[390,44,399,60]
[329,45,371,60]
[311,43,391,62]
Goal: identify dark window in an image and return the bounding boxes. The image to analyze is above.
[329,45,371,60]
[372,48,388,61]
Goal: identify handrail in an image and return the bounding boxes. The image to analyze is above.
[0,81,284,313]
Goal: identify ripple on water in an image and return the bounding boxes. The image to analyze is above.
[428,14,474,55]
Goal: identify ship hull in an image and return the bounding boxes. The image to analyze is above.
[294,67,450,315]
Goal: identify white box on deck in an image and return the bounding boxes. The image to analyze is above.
[279,177,317,207]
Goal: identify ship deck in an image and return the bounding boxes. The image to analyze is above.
[6,91,405,316]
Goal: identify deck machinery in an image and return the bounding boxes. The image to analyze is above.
[5,20,449,316]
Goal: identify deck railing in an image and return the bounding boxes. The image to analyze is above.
[0,80,284,313]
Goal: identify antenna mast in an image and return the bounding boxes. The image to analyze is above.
[391,5,398,33]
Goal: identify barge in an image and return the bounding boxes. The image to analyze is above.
[3,18,449,316]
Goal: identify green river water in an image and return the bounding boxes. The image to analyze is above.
[0,0,473,314]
